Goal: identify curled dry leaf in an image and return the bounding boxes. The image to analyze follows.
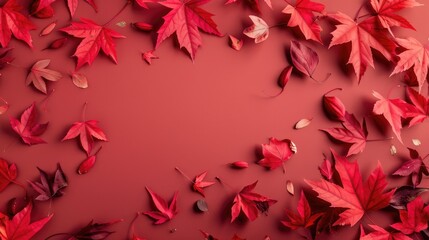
[72,72,89,89]
[278,66,293,94]
[230,161,249,169]
[243,15,269,44]
[286,180,294,195]
[229,35,243,51]
[290,40,319,79]
[323,89,346,121]
[44,37,68,50]
[77,147,102,174]
[40,21,56,36]
[26,59,63,94]
[196,199,209,212]
[294,118,312,129]
[390,185,429,210]
[132,22,153,31]
[412,139,421,146]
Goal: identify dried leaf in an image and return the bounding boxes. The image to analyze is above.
[243,15,269,44]
[286,180,294,195]
[229,35,243,51]
[294,118,312,129]
[196,199,208,212]
[28,163,68,201]
[72,72,89,89]
[390,145,397,155]
[26,59,63,94]
[230,161,249,169]
[412,139,421,146]
[115,21,127,28]
[40,21,56,36]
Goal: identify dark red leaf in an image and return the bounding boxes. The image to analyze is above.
[69,219,122,240]
[393,148,429,187]
[28,163,68,201]
[390,185,429,210]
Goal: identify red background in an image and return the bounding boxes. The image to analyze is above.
[1,0,429,239]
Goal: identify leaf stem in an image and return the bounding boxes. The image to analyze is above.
[82,102,87,121]
[324,87,343,96]
[366,137,394,142]
[129,212,141,239]
[44,232,73,240]
[215,176,234,191]
[41,89,55,113]
[175,167,193,183]
[353,2,367,21]
[93,145,103,156]
[102,0,131,26]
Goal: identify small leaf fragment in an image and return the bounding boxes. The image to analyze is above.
[71,72,88,89]
[116,21,127,28]
[229,35,243,51]
[286,180,294,195]
[142,50,159,65]
[44,37,68,50]
[230,161,249,169]
[294,118,312,129]
[278,65,293,91]
[412,139,421,146]
[40,21,56,36]
[390,145,397,155]
[132,22,153,31]
[196,199,209,212]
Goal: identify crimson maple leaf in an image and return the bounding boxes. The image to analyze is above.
[258,137,297,170]
[322,112,368,156]
[281,190,323,230]
[305,149,394,226]
[144,187,178,224]
[282,0,325,43]
[328,12,396,82]
[231,181,277,222]
[405,86,429,126]
[372,90,414,143]
[391,37,429,93]
[28,163,68,201]
[193,171,215,197]
[10,102,48,145]
[33,0,97,17]
[0,203,52,240]
[391,196,429,234]
[369,0,422,30]
[155,0,222,61]
[360,224,412,240]
[62,120,108,156]
[60,18,125,70]
[67,0,98,17]
[393,148,429,187]
[26,59,63,94]
[0,0,35,48]
[0,158,17,192]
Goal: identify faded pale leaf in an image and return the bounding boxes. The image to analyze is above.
[72,72,88,89]
[243,15,269,44]
[40,21,56,36]
[286,180,294,195]
[229,35,243,51]
[295,118,312,129]
[412,139,421,146]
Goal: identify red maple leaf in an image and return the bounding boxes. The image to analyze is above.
[258,137,297,170]
[360,224,412,240]
[322,112,368,156]
[391,37,429,93]
[405,86,429,126]
[26,59,63,94]
[328,12,396,82]
[369,0,422,30]
[281,190,323,230]
[0,158,17,193]
[282,0,325,43]
[62,120,108,156]
[60,18,125,70]
[155,0,222,61]
[231,181,277,222]
[305,149,394,226]
[193,171,215,197]
[0,203,52,240]
[372,90,414,143]
[67,0,98,17]
[0,0,35,48]
[10,102,48,145]
[143,187,178,224]
[33,0,97,17]
[393,148,429,187]
[391,196,429,235]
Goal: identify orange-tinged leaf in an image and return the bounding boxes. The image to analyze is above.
[305,150,394,227]
[282,0,325,43]
[155,0,222,61]
[72,72,88,89]
[60,18,125,70]
[328,12,396,82]
[26,59,63,94]
[243,15,269,44]
[286,180,294,195]
[391,37,429,93]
